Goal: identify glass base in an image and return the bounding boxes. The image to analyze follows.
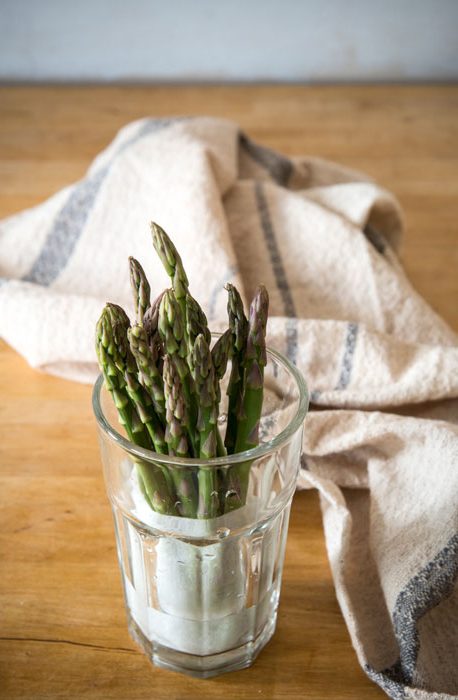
[127,610,277,678]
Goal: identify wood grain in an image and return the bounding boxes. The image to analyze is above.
[1,85,457,699]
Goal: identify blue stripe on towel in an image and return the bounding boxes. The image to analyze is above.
[22,118,183,287]
[392,531,458,685]
[254,181,298,365]
[335,322,359,390]
[23,165,109,286]
[365,532,458,696]
[240,133,293,187]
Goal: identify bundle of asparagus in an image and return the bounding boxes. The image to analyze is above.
[95,223,269,519]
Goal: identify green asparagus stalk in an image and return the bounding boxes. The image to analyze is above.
[151,224,213,436]
[129,257,151,324]
[224,285,269,512]
[158,290,187,362]
[122,369,177,499]
[224,283,249,454]
[102,305,171,477]
[151,221,189,308]
[185,293,211,350]
[235,285,269,451]
[163,356,198,517]
[95,304,176,515]
[142,290,166,385]
[95,304,149,446]
[184,291,215,451]
[128,324,166,425]
[123,369,167,455]
[143,290,165,347]
[211,328,232,397]
[190,335,220,518]
[151,222,200,373]
[158,289,198,454]
[211,328,232,458]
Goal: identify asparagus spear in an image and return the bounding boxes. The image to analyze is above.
[158,289,190,387]
[158,289,198,454]
[211,328,232,397]
[102,305,168,456]
[150,223,211,400]
[151,223,198,368]
[224,284,249,454]
[184,291,215,451]
[210,328,232,457]
[123,368,167,455]
[190,335,220,518]
[163,356,198,517]
[142,290,166,385]
[143,290,165,348]
[95,304,148,446]
[151,222,189,304]
[122,369,178,499]
[95,304,176,515]
[235,285,269,452]
[224,286,269,512]
[128,324,166,426]
[129,257,151,324]
[185,293,211,350]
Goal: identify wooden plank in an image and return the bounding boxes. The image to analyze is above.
[1,85,457,699]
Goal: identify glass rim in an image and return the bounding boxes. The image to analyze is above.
[92,341,309,468]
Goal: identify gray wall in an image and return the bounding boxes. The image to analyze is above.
[1,0,457,82]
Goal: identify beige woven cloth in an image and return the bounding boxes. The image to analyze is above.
[1,117,457,698]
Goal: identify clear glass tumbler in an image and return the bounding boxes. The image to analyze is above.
[93,342,308,678]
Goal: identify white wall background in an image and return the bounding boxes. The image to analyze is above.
[1,0,457,82]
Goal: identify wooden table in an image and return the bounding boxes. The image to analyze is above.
[1,86,457,699]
